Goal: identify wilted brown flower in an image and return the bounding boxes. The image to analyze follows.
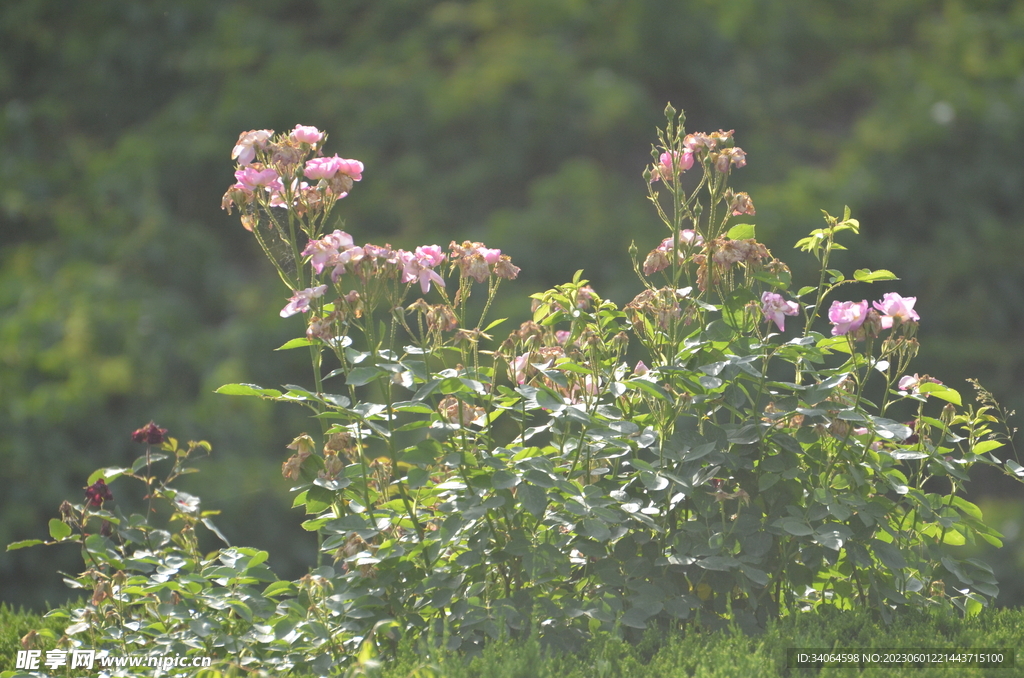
[427,304,459,333]
[494,255,520,280]
[730,191,755,216]
[282,434,315,480]
[438,395,485,426]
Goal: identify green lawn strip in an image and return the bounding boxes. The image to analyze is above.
[3,605,1021,677]
[374,607,1024,678]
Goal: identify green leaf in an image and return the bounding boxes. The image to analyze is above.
[87,467,128,485]
[215,383,283,398]
[815,336,852,354]
[973,440,1004,455]
[346,366,386,387]
[750,268,791,290]
[401,438,444,467]
[740,564,769,586]
[491,470,520,490]
[624,379,671,401]
[620,606,654,629]
[536,386,566,412]
[871,539,908,570]
[202,518,231,546]
[227,600,253,622]
[726,223,756,240]
[263,581,295,598]
[697,556,739,571]
[704,320,733,342]
[245,550,270,570]
[583,518,612,542]
[7,539,45,551]
[779,519,814,537]
[275,337,315,350]
[917,382,962,405]
[814,529,845,551]
[304,486,334,514]
[519,484,548,518]
[853,268,898,283]
[483,317,508,332]
[407,467,429,489]
[942,529,966,545]
[640,471,669,491]
[941,556,973,585]
[49,519,72,541]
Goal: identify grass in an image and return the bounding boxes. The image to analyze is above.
[2,604,1022,677]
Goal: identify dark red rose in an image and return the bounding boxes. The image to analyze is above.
[85,479,114,507]
[131,421,167,445]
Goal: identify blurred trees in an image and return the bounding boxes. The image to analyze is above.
[3,0,1024,609]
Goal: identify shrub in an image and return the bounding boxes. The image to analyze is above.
[8,107,1023,674]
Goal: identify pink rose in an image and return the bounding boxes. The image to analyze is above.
[304,156,343,180]
[235,167,283,193]
[652,150,694,181]
[828,300,869,336]
[873,293,919,329]
[336,158,363,181]
[290,125,324,145]
[304,155,363,182]
[761,292,800,332]
[414,245,446,267]
[280,285,327,318]
[400,247,446,294]
[231,129,274,166]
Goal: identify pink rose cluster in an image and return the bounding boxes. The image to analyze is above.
[222,126,364,216]
[299,230,446,293]
[828,293,920,338]
[649,129,747,183]
[448,240,520,283]
[281,233,521,316]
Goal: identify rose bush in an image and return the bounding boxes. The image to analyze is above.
[9,107,1023,674]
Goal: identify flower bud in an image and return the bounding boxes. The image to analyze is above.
[940,402,957,426]
[852,308,884,341]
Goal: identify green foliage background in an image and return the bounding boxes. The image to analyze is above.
[3,0,1024,610]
